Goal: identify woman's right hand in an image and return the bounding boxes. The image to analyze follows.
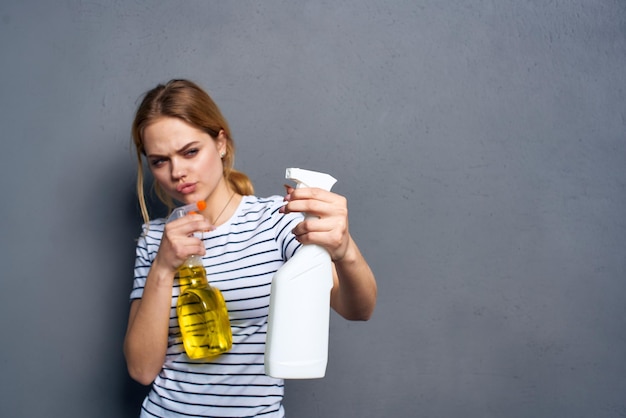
[124,212,214,385]
[154,213,214,273]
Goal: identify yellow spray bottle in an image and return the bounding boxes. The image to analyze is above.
[167,201,232,359]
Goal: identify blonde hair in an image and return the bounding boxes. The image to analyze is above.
[131,79,254,225]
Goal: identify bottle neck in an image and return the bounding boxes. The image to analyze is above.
[177,256,209,290]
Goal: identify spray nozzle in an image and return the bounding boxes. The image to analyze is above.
[286,168,337,191]
[167,201,207,223]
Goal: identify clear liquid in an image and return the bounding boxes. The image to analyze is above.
[176,264,232,359]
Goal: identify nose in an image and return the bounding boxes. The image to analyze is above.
[170,159,187,181]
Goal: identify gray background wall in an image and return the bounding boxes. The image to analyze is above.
[1,1,624,417]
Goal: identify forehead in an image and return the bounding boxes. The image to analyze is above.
[142,117,210,154]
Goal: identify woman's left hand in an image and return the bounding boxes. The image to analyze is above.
[280,185,351,262]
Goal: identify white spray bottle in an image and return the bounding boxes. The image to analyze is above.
[265,168,337,379]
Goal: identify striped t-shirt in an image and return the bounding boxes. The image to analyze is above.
[130,195,303,418]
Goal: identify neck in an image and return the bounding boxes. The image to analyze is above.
[205,187,239,226]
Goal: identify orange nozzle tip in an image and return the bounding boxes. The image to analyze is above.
[197,201,207,211]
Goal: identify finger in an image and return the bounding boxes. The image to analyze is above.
[283,184,294,194]
[293,228,344,250]
[176,232,207,255]
[184,238,207,256]
[293,216,347,238]
[289,187,334,203]
[291,215,330,234]
[284,198,330,217]
[168,214,214,235]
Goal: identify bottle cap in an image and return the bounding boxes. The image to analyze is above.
[286,168,337,191]
[168,201,208,222]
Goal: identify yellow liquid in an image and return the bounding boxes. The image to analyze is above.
[176,264,232,359]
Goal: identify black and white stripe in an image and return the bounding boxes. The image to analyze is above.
[131,195,303,417]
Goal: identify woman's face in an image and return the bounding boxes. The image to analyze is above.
[142,117,227,205]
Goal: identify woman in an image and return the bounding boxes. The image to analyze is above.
[124,79,377,417]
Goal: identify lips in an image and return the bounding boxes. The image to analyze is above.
[176,182,197,194]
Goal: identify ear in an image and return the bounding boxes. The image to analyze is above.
[215,129,228,154]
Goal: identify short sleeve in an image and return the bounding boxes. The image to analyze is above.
[129,222,163,301]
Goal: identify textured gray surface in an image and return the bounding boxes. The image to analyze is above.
[1,1,625,417]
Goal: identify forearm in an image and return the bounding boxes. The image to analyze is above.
[124,261,175,385]
[331,237,377,321]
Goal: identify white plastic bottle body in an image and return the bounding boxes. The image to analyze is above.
[265,244,334,378]
[265,168,337,379]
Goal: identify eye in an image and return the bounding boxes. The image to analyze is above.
[184,148,199,158]
[150,158,167,167]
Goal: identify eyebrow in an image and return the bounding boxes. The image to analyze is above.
[146,141,201,159]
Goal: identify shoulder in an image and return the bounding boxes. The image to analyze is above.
[244,194,284,207]
[136,218,166,247]
[236,195,287,220]
[233,195,302,232]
